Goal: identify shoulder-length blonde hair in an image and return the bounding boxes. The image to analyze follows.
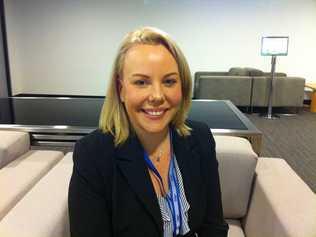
[99,26,192,146]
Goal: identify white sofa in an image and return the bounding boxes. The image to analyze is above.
[0,131,64,221]
[0,132,315,237]
[0,152,73,237]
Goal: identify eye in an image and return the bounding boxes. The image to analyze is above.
[164,78,177,87]
[133,79,149,87]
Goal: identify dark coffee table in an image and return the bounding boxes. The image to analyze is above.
[0,97,262,154]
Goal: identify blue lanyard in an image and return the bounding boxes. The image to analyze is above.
[167,157,182,237]
[143,132,182,237]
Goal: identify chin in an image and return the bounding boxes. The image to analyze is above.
[141,125,169,134]
[132,111,177,135]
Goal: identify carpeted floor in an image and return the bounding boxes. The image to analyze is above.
[245,107,316,193]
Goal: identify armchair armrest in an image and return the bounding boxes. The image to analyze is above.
[243,158,316,237]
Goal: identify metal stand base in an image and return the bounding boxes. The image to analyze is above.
[259,113,280,119]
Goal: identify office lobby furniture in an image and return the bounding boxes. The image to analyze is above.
[252,76,305,108]
[0,130,64,221]
[0,97,262,155]
[194,72,252,107]
[0,152,72,237]
[216,136,316,237]
[305,83,316,112]
[194,68,305,110]
[0,134,315,237]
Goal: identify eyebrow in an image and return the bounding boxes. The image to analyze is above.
[131,72,179,78]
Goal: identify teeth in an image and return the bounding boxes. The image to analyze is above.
[146,110,164,116]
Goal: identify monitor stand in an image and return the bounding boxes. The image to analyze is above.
[260,56,280,119]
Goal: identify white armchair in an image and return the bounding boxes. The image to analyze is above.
[215,136,316,237]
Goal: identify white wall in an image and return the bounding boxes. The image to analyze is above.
[4,0,316,96]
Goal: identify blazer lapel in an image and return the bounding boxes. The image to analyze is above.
[115,135,163,234]
[172,128,203,230]
[115,128,203,234]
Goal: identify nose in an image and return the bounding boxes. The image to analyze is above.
[149,83,165,104]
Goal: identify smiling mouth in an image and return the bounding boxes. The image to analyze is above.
[141,109,168,117]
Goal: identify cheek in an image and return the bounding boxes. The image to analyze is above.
[122,86,147,107]
[168,88,183,106]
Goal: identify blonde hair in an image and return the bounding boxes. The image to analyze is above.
[99,26,192,146]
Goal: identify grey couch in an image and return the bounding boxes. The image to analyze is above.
[194,68,305,110]
[0,130,315,237]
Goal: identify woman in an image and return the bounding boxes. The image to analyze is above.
[68,26,228,237]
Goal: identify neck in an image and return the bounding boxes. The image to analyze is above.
[135,128,170,156]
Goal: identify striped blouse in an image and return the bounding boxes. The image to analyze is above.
[157,155,190,237]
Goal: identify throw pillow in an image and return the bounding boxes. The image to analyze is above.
[228,67,249,76]
[244,67,264,76]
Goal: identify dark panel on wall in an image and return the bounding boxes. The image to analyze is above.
[0,0,11,97]
[0,0,12,123]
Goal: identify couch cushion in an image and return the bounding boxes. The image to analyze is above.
[0,150,64,220]
[0,152,73,237]
[228,67,249,76]
[0,131,30,168]
[214,136,258,218]
[226,219,245,237]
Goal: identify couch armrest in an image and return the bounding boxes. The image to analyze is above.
[243,158,316,237]
[0,131,30,168]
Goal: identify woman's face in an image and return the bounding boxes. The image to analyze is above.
[119,44,182,137]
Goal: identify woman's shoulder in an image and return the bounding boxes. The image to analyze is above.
[72,129,115,193]
[186,120,211,136]
[186,120,215,145]
[77,129,114,148]
[73,129,115,165]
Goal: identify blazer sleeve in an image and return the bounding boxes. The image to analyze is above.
[195,123,229,237]
[68,138,113,237]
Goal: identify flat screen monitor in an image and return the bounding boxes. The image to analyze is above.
[261,36,289,56]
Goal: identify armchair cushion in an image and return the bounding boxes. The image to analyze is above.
[0,131,30,168]
[214,136,258,218]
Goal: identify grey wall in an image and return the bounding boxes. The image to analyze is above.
[4,0,316,96]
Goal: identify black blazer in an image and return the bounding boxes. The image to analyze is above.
[68,120,228,237]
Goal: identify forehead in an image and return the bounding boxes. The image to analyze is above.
[123,44,179,75]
